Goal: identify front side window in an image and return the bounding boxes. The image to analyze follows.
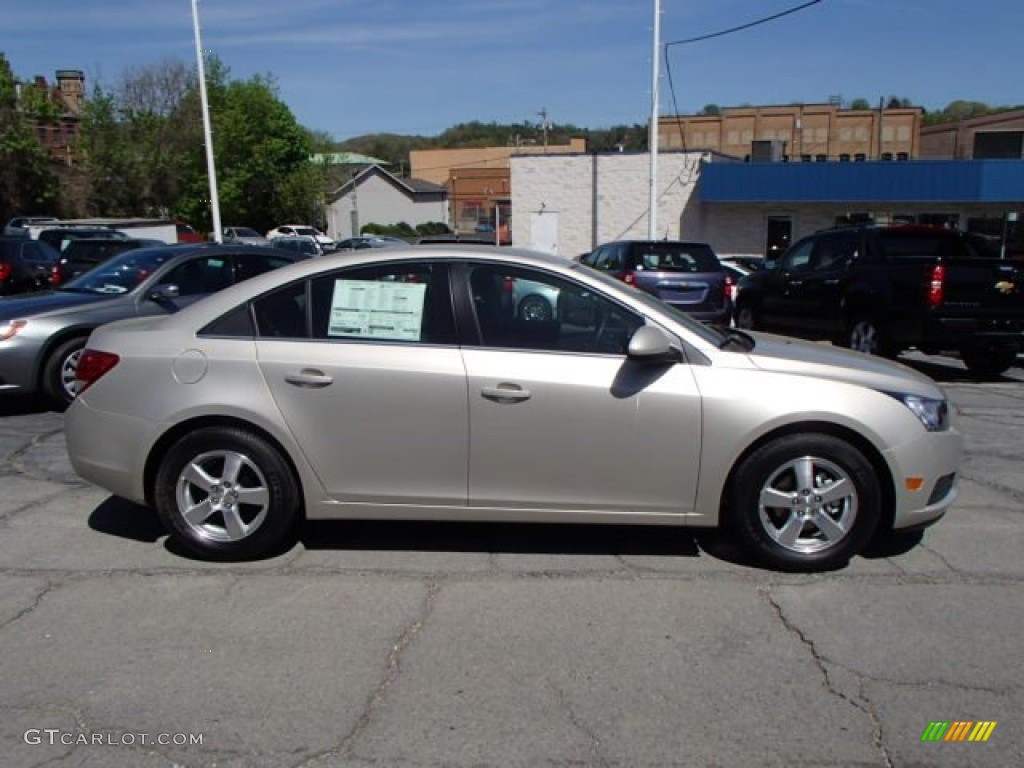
[159,255,233,296]
[781,239,815,272]
[468,263,644,355]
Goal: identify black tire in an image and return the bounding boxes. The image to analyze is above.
[726,434,881,572]
[153,427,300,560]
[518,294,553,322]
[42,337,87,410]
[961,347,1017,379]
[734,303,760,331]
[845,316,897,358]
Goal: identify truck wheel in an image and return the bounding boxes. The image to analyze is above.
[961,347,1018,379]
[735,304,760,331]
[846,317,896,358]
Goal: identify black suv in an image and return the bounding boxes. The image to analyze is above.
[733,225,1024,377]
[0,236,60,295]
[52,237,164,284]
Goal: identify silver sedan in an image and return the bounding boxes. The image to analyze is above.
[65,246,964,571]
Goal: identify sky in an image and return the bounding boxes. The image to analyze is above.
[4,0,1023,141]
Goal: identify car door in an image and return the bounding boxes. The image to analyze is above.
[760,237,816,333]
[791,231,858,336]
[253,260,469,507]
[458,261,703,516]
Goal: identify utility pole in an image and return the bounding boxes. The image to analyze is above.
[648,0,661,239]
[191,0,222,242]
[538,107,550,151]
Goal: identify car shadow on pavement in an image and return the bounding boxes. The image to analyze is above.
[88,496,166,543]
[896,355,1019,384]
[0,394,55,417]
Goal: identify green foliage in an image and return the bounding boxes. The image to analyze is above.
[415,221,451,235]
[700,104,721,116]
[849,98,872,110]
[0,53,59,221]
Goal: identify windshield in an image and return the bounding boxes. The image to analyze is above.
[234,228,261,237]
[570,262,729,346]
[61,247,180,295]
[293,227,318,237]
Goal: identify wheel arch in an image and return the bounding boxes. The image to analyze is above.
[720,420,896,533]
[34,327,95,390]
[143,415,306,519]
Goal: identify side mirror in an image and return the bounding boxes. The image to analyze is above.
[627,325,679,362]
[149,284,180,301]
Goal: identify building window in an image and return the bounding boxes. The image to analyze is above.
[896,152,909,161]
[881,152,894,161]
[815,154,827,162]
[800,154,812,162]
[839,153,851,162]
[854,153,866,162]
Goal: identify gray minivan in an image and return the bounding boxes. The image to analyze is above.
[579,240,730,325]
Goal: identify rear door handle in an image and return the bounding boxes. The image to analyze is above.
[285,369,333,388]
[481,384,532,403]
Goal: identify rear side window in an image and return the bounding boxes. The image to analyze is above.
[631,243,720,272]
[875,231,971,259]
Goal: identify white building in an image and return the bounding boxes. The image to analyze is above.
[326,165,448,240]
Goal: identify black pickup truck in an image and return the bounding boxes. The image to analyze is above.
[733,225,1024,377]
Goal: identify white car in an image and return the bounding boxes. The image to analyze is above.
[266,224,334,251]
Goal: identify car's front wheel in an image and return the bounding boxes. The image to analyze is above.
[726,434,881,572]
[734,303,760,331]
[153,427,300,560]
[845,316,896,358]
[42,337,87,409]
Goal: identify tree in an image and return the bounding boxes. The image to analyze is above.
[849,98,872,110]
[0,53,59,222]
[700,104,721,116]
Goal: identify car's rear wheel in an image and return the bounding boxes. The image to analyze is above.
[961,346,1017,379]
[153,427,300,560]
[42,337,87,409]
[727,434,881,572]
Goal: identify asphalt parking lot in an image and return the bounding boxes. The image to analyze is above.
[1,352,1022,768]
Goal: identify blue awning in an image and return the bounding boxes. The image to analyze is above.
[698,159,1024,203]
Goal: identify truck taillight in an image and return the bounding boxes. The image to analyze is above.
[75,349,120,394]
[926,264,946,308]
[50,264,63,285]
[725,274,735,302]
[0,261,11,281]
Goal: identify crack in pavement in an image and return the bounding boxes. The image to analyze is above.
[293,579,441,768]
[762,587,894,768]
[546,677,611,768]
[0,488,83,525]
[0,579,60,633]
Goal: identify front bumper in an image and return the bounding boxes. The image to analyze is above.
[884,426,964,530]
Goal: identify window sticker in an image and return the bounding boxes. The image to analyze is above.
[328,279,426,341]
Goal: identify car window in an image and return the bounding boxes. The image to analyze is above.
[159,255,233,296]
[468,263,644,354]
[232,252,293,284]
[631,243,719,273]
[781,239,815,272]
[875,230,972,259]
[252,282,309,339]
[812,233,858,271]
[21,241,58,264]
[61,247,179,294]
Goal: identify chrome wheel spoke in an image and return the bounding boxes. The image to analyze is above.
[760,486,794,508]
[814,510,848,543]
[776,514,805,548]
[183,499,215,527]
[182,463,217,493]
[222,453,244,485]
[817,478,852,506]
[236,486,269,506]
[794,457,816,492]
[222,507,247,541]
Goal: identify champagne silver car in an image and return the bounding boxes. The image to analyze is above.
[64,246,964,571]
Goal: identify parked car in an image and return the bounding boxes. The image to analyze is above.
[3,216,59,237]
[335,236,408,250]
[732,224,1024,377]
[578,240,730,325]
[266,224,334,251]
[221,226,267,246]
[0,244,296,407]
[719,257,761,307]
[51,237,165,285]
[36,227,127,253]
[175,221,204,244]
[0,237,60,296]
[65,245,962,572]
[269,235,325,259]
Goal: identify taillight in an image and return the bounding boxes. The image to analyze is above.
[50,264,63,285]
[75,349,120,394]
[501,276,515,294]
[926,264,946,308]
[0,261,11,281]
[621,271,636,285]
[724,274,735,302]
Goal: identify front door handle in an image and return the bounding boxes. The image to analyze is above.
[481,383,532,403]
[285,369,333,388]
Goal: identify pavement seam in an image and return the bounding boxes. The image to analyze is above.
[0,488,82,525]
[762,587,894,768]
[6,427,89,485]
[546,678,612,768]
[293,579,441,768]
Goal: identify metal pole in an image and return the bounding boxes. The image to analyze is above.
[191,0,222,243]
[648,0,661,239]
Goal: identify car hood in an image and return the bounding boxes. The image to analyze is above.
[744,332,944,398]
[0,290,112,321]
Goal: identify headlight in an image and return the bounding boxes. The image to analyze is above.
[0,320,27,341]
[887,393,949,432]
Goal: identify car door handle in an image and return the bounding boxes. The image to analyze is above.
[481,384,532,403]
[824,278,839,286]
[285,369,333,388]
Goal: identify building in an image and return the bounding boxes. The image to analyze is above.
[658,103,922,163]
[510,150,1024,260]
[22,69,85,165]
[326,165,447,240]
[920,109,1024,160]
[410,138,586,235]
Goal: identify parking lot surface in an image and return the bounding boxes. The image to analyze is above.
[1,353,1022,768]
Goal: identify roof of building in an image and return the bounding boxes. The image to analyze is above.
[329,164,446,202]
[699,159,1024,204]
[311,152,390,166]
